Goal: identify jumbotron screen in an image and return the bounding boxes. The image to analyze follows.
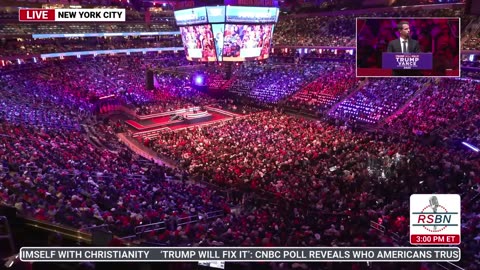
[179,25,217,62]
[174,6,279,62]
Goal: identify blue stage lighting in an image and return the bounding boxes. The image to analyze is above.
[195,76,204,85]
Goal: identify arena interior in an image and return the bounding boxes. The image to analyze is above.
[0,0,479,270]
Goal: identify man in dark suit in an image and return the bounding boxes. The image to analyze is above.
[387,21,422,76]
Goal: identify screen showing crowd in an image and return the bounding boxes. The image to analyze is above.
[175,6,278,62]
[222,24,273,61]
[179,25,216,62]
[179,24,274,62]
[356,18,460,77]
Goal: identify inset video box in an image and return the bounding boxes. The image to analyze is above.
[356,17,460,77]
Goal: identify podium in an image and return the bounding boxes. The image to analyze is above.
[382,53,433,70]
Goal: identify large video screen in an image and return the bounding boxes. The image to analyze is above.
[175,6,278,62]
[222,24,274,61]
[175,6,279,25]
[179,25,217,62]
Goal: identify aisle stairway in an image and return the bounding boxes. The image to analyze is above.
[117,133,176,168]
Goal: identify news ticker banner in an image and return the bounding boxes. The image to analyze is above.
[20,247,460,262]
[19,9,125,22]
[410,194,461,245]
[382,53,433,70]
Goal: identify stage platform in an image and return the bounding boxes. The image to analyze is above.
[126,106,240,139]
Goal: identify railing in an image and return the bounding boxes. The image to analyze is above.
[22,217,92,244]
[117,133,175,167]
[79,224,110,234]
[134,221,165,235]
[205,210,225,220]
[132,210,225,237]
[133,215,200,235]
[369,220,385,234]
[126,120,177,131]
[204,106,240,117]
[131,127,170,138]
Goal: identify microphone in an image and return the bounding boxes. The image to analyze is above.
[429,196,439,213]
[429,196,439,230]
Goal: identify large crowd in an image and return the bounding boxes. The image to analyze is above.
[148,109,479,267]
[0,55,229,238]
[229,61,326,103]
[0,56,479,270]
[274,6,469,47]
[0,36,182,57]
[462,16,480,51]
[330,78,429,124]
[135,72,215,115]
[0,21,177,35]
[0,3,475,64]
[282,61,357,116]
[386,79,480,136]
[464,32,480,51]
[273,15,356,47]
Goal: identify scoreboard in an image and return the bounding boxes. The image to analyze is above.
[174,6,279,62]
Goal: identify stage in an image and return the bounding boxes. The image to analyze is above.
[126,106,239,139]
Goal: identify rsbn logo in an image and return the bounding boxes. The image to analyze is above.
[410,194,461,245]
